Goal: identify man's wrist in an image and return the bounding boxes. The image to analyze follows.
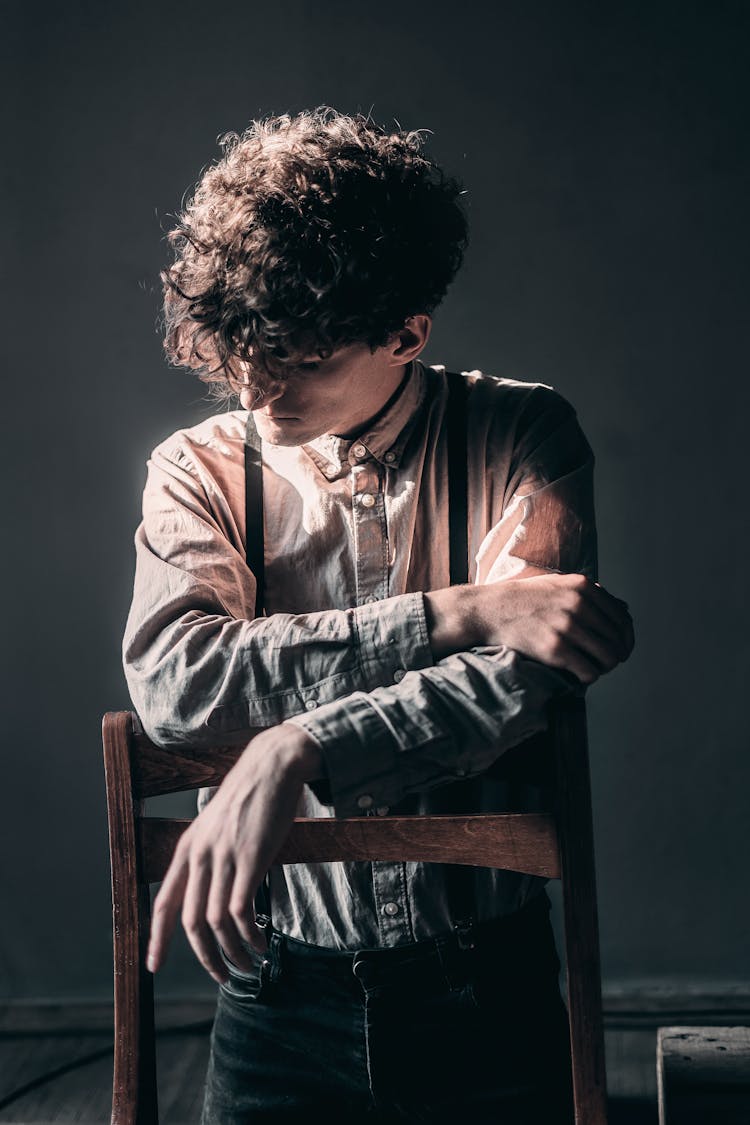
[424,584,484,659]
[276,723,325,782]
[240,723,325,784]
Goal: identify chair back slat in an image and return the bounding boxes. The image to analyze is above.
[138,812,561,885]
[131,725,557,799]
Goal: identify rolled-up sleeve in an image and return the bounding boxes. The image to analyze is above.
[122,440,433,747]
[288,384,597,814]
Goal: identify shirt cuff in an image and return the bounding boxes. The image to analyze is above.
[287,693,424,817]
[287,648,575,819]
[352,592,433,691]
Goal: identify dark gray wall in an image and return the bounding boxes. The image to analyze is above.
[3,0,748,1001]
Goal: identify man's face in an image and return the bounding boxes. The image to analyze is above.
[238,341,409,447]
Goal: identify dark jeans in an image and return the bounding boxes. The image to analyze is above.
[201,892,574,1123]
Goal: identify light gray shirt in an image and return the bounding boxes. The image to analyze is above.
[122,361,597,949]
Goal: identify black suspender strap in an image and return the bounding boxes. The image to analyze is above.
[442,370,479,950]
[447,370,469,587]
[244,412,265,617]
[244,411,272,928]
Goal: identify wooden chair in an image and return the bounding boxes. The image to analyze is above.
[103,695,608,1124]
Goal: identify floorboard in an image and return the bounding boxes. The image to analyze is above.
[0,1023,658,1122]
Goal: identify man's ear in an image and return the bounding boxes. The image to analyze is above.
[387,315,432,365]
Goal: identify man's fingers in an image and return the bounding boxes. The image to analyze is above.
[564,579,633,662]
[148,851,190,974]
[584,582,634,643]
[620,604,636,656]
[574,602,633,664]
[153,846,270,986]
[206,857,259,975]
[182,857,229,984]
[562,620,622,673]
[548,641,601,685]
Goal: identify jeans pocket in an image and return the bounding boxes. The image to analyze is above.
[218,942,269,1003]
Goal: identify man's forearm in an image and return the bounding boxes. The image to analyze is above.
[287,573,633,815]
[423,564,559,660]
[126,573,486,748]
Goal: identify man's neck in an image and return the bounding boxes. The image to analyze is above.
[333,362,413,440]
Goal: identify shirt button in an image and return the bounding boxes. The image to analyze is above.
[364,595,379,603]
[376,806,390,816]
[352,443,367,459]
[357,794,374,810]
[360,493,376,508]
[304,699,319,711]
[384,451,397,463]
[393,668,406,683]
[455,767,467,777]
[382,901,400,917]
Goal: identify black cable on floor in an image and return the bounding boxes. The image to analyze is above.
[0,1020,213,1113]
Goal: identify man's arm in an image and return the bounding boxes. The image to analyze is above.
[123,420,623,748]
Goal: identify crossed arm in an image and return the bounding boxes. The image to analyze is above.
[123,399,633,982]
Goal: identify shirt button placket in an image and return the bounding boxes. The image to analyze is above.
[372,859,412,942]
[351,454,404,939]
[351,463,388,606]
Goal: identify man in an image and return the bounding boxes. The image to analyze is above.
[123,109,633,1123]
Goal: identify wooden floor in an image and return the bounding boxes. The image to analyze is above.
[6,991,750,1124]
[0,1026,211,1123]
[0,1007,659,1124]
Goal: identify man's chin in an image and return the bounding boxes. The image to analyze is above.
[252,414,320,447]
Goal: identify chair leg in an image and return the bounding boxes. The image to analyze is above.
[104,712,159,1125]
[553,699,608,1125]
[110,883,158,1124]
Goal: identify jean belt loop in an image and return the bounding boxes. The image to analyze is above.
[260,930,283,984]
[431,932,460,992]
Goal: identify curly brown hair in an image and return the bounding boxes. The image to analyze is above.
[161,108,468,396]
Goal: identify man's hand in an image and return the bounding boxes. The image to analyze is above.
[476,573,634,683]
[426,572,634,683]
[147,724,323,983]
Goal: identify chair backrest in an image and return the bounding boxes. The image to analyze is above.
[103,695,607,1125]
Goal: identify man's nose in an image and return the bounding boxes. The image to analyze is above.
[240,379,285,412]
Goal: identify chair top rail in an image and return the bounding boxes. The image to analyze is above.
[130,733,247,798]
[103,711,572,800]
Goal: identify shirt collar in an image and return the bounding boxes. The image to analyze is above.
[302,360,427,479]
